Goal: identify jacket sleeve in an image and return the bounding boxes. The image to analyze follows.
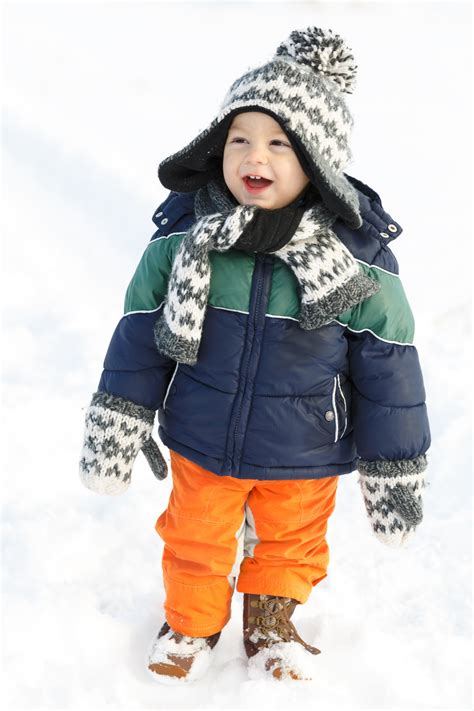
[344,259,431,470]
[97,234,177,411]
[96,189,198,410]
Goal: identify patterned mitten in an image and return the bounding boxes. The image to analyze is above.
[357,455,427,547]
[79,391,167,495]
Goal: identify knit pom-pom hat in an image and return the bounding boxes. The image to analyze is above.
[158,26,362,229]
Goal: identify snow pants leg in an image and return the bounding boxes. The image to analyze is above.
[155,450,339,637]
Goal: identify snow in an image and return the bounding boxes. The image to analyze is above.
[247,641,318,681]
[2,1,472,709]
[147,626,215,684]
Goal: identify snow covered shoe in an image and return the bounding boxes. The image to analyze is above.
[243,593,321,681]
[147,621,221,683]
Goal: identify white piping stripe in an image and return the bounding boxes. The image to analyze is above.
[210,304,301,321]
[123,302,165,317]
[120,307,414,348]
[149,231,187,245]
[162,362,179,411]
[337,374,348,439]
[355,259,400,277]
[331,376,339,443]
[122,302,298,319]
[131,232,187,264]
[207,304,250,316]
[331,320,415,347]
[265,312,299,321]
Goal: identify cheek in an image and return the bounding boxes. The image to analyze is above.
[222,155,241,194]
[287,164,309,189]
[223,151,237,175]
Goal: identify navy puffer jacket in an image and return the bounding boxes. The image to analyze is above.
[97,174,430,480]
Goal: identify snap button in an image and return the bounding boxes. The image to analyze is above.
[387,224,397,233]
[156,211,163,217]
[161,218,169,225]
[325,410,335,422]
[380,232,390,239]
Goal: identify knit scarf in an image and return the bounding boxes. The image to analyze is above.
[153,179,379,365]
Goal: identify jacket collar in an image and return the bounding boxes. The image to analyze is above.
[152,174,403,245]
[345,173,402,244]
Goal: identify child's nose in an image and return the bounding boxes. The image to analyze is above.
[244,145,269,165]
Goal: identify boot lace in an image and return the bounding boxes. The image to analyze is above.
[251,595,320,655]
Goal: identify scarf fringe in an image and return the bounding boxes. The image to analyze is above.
[154,317,200,366]
[299,272,380,329]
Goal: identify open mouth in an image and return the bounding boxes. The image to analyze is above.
[242,175,273,194]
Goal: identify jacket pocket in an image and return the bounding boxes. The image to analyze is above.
[162,363,179,411]
[331,374,349,442]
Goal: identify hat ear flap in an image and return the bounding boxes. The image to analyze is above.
[158,115,235,192]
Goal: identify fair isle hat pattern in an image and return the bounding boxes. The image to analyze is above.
[158,27,363,228]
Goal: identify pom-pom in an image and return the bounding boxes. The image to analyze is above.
[274,26,358,94]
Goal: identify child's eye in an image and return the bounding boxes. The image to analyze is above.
[229,138,290,147]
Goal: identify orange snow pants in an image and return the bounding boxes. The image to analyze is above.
[155,450,339,636]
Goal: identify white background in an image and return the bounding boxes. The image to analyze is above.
[2,1,472,708]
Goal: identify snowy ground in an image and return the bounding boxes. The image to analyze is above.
[2,1,472,709]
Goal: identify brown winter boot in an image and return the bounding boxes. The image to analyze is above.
[243,593,321,681]
[147,622,221,682]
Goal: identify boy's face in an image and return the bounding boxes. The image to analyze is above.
[222,111,310,210]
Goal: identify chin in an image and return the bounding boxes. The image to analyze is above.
[244,193,278,206]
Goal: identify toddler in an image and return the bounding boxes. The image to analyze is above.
[79,26,431,682]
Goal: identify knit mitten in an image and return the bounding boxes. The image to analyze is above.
[79,391,167,495]
[357,455,428,547]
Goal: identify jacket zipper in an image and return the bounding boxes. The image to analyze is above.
[225,253,271,474]
[231,261,264,461]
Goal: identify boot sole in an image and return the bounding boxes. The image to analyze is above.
[146,656,197,685]
[247,642,317,682]
[145,639,214,684]
[148,661,188,679]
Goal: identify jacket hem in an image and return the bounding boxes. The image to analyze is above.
[158,427,356,480]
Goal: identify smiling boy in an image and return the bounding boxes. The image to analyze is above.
[80,27,430,683]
